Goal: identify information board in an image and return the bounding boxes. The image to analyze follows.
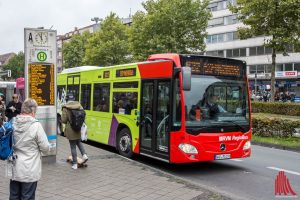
[29,63,55,106]
[116,68,136,77]
[185,59,244,77]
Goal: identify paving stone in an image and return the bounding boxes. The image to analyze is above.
[0,136,205,200]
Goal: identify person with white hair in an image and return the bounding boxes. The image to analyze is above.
[9,98,50,200]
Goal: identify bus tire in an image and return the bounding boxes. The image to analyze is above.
[117,128,133,158]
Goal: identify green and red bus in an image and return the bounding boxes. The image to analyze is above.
[57,53,251,163]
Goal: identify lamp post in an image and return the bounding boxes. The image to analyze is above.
[91,17,102,24]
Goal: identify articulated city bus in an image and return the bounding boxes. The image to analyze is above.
[57,54,251,163]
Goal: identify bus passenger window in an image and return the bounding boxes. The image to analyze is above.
[93,83,110,112]
[81,84,91,110]
[113,92,138,115]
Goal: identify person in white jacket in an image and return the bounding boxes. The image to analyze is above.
[10,98,50,200]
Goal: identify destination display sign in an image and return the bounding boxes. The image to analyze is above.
[185,59,244,77]
[29,63,55,106]
[116,68,136,77]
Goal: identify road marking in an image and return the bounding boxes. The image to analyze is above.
[267,167,300,176]
[231,159,243,162]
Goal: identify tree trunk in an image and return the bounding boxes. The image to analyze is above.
[270,48,276,102]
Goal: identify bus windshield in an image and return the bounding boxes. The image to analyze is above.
[184,75,250,133]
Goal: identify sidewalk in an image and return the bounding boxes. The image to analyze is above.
[0,136,224,200]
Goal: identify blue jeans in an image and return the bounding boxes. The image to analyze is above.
[69,139,86,164]
[9,180,37,200]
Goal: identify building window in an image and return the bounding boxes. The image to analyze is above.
[294,63,300,72]
[249,47,256,56]
[81,84,91,110]
[257,46,264,55]
[257,65,265,74]
[240,48,246,57]
[276,64,283,72]
[226,49,233,57]
[233,49,239,57]
[206,50,224,57]
[206,32,238,44]
[249,65,256,74]
[285,63,293,71]
[93,83,110,112]
[208,17,224,27]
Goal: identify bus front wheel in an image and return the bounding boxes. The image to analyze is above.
[117,128,133,158]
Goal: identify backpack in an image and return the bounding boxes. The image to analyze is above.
[69,109,86,132]
[0,121,14,160]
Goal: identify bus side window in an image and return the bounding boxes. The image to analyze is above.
[113,92,138,115]
[81,84,91,110]
[93,83,110,112]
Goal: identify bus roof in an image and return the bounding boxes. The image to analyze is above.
[59,60,174,75]
[60,66,101,74]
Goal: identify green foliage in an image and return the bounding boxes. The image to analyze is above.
[63,31,91,68]
[252,102,300,116]
[252,114,300,137]
[3,52,24,79]
[84,13,131,66]
[129,0,211,61]
[252,135,300,148]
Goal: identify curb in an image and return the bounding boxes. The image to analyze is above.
[252,141,300,153]
[115,154,243,200]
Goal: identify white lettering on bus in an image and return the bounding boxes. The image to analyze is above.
[219,135,248,142]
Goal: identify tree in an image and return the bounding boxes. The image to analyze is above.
[230,0,300,101]
[84,13,131,66]
[62,31,91,68]
[129,0,211,61]
[3,51,24,79]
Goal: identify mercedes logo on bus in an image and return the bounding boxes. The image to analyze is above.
[220,143,226,151]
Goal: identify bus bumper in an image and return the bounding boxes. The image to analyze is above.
[169,131,252,163]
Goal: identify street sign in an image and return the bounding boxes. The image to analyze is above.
[24,28,57,163]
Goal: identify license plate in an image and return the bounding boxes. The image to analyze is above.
[215,154,231,160]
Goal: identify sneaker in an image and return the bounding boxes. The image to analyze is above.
[72,164,78,170]
[82,154,88,163]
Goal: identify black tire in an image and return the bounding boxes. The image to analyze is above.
[117,128,133,158]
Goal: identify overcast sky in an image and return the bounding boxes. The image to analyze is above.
[0,0,145,55]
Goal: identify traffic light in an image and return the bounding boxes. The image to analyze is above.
[7,70,11,77]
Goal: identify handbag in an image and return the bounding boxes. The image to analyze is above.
[81,123,88,141]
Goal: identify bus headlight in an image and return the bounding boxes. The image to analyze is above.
[179,144,198,154]
[243,141,251,150]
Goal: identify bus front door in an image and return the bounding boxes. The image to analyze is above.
[140,80,171,161]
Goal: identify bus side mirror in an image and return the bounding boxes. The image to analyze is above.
[182,67,191,91]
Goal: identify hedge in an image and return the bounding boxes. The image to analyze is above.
[251,102,300,116]
[252,115,300,137]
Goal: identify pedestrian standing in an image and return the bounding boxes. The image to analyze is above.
[6,94,22,121]
[62,93,88,170]
[0,95,6,125]
[9,98,50,200]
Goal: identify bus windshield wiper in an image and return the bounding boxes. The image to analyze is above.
[221,120,247,132]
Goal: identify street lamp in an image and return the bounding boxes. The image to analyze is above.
[91,17,102,24]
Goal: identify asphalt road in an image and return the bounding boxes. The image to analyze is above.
[132,145,300,200]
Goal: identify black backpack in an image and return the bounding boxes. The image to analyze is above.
[69,109,86,132]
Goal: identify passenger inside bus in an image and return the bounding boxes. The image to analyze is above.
[204,94,226,117]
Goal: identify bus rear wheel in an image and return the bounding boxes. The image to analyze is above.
[117,128,133,158]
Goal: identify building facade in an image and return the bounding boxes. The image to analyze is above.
[206,0,300,97]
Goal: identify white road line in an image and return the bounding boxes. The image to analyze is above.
[231,159,243,162]
[267,166,300,176]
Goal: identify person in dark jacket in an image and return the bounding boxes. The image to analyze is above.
[6,94,22,121]
[61,93,88,170]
